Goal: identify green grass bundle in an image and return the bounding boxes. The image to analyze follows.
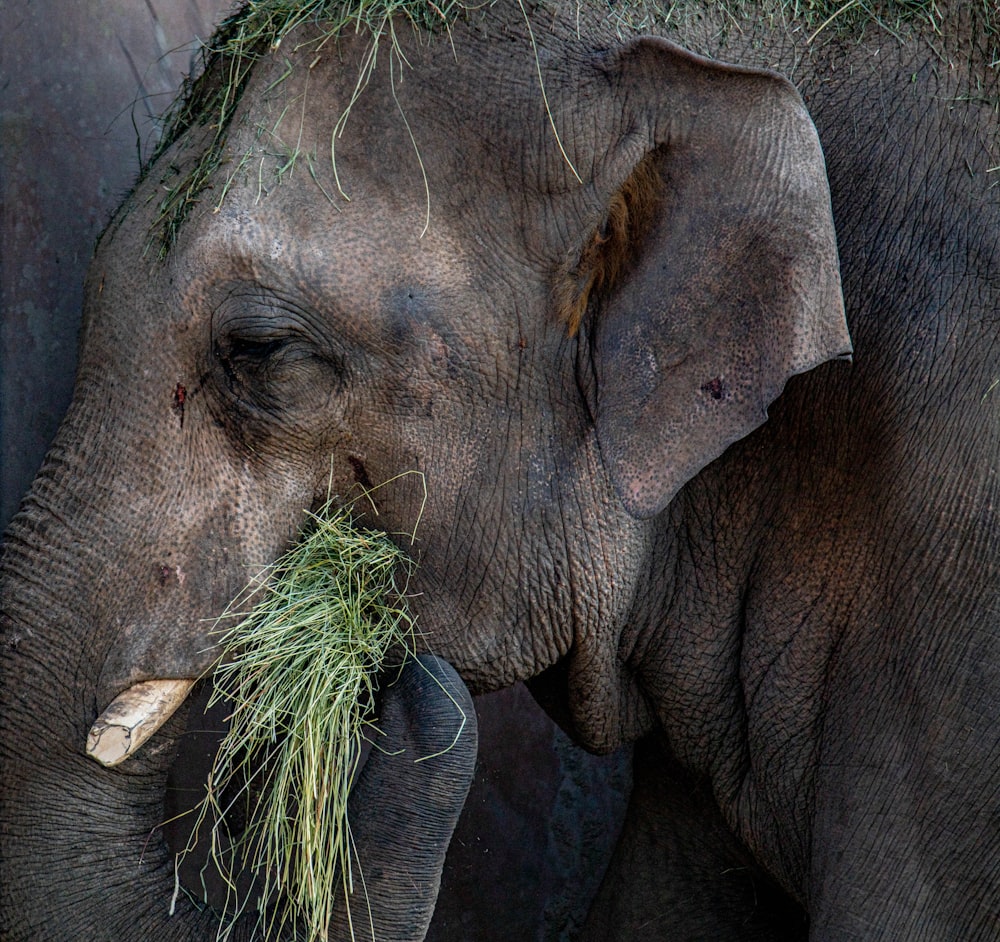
[181,500,417,941]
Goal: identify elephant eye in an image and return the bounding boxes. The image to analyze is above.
[213,330,295,404]
[209,291,348,431]
[226,334,289,363]
[211,317,344,425]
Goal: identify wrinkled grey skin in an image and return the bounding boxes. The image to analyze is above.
[3,2,999,939]
[0,5,630,936]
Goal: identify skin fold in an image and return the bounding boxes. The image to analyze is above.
[2,2,998,939]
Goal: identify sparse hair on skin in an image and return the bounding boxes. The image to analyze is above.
[555,149,664,336]
[147,0,477,256]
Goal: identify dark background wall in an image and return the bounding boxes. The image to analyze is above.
[0,5,631,937]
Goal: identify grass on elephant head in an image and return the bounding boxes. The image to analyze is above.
[176,499,418,941]
[148,0,998,257]
[149,0,477,256]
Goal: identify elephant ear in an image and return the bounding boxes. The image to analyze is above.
[562,38,851,518]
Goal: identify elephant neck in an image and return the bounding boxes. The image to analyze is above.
[525,512,682,756]
[525,645,658,756]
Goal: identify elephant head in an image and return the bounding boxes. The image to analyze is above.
[0,4,848,938]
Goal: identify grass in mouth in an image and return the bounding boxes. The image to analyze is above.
[177,499,417,940]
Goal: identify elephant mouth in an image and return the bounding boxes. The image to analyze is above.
[160,679,271,917]
[87,679,260,914]
[84,677,271,920]
[155,676,375,925]
[86,679,267,910]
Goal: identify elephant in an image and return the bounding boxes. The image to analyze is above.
[0,2,634,934]
[2,0,999,939]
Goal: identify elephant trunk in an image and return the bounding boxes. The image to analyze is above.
[0,704,221,940]
[0,474,224,940]
[0,374,291,937]
[2,451,479,940]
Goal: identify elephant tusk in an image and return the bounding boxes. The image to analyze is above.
[86,678,196,767]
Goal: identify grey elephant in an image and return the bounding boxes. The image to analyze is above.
[2,0,998,939]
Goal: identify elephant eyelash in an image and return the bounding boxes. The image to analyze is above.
[214,340,270,403]
[213,332,291,390]
[213,334,345,422]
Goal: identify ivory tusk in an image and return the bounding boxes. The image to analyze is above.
[86,678,196,767]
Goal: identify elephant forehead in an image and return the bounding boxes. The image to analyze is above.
[125,15,569,293]
[200,200,474,303]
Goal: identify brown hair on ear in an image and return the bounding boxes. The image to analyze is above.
[555,149,664,336]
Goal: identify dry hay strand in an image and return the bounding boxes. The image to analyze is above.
[146,0,998,257]
[148,0,477,256]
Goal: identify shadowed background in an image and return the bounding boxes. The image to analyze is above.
[0,3,631,938]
